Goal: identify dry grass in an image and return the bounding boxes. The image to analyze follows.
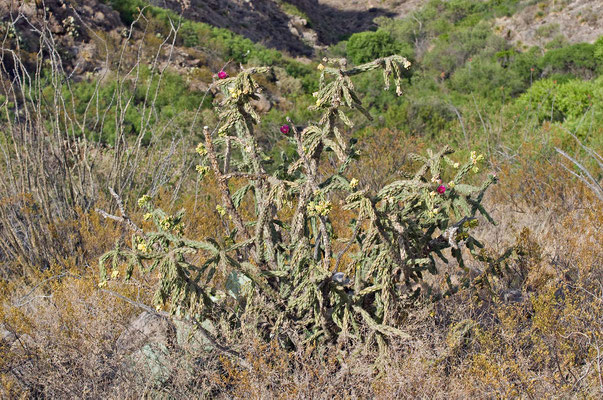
[1,163,600,398]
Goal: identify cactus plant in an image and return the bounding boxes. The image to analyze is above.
[100,55,499,353]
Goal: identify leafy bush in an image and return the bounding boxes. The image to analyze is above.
[594,35,603,64]
[100,56,500,360]
[346,31,411,65]
[450,55,524,98]
[421,21,507,77]
[539,42,599,78]
[503,46,543,85]
[514,78,602,123]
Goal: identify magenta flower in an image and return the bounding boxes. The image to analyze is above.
[218,70,228,79]
[280,124,290,134]
[437,185,446,194]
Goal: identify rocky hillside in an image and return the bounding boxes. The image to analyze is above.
[494,0,603,47]
[148,0,397,55]
[2,0,600,71]
[0,0,125,75]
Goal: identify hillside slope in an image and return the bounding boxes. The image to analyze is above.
[147,0,398,55]
[495,0,603,47]
[0,0,125,75]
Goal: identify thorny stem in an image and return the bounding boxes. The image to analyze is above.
[203,126,250,241]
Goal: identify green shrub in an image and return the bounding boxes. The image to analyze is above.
[283,61,318,92]
[513,77,603,136]
[347,30,411,64]
[505,46,542,84]
[105,0,146,25]
[450,55,524,98]
[421,21,507,76]
[277,1,311,25]
[180,21,201,48]
[540,42,599,78]
[63,67,206,144]
[105,0,283,65]
[594,35,603,64]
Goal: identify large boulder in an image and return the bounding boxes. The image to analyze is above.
[116,312,176,385]
[116,311,176,353]
[116,311,217,385]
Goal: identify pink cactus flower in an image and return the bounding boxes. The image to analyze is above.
[280,124,290,134]
[218,70,228,79]
[437,185,446,194]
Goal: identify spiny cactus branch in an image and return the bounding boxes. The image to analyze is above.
[203,125,250,241]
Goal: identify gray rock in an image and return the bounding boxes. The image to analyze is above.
[116,311,175,354]
[331,272,351,285]
[0,324,17,346]
[130,342,171,385]
[502,289,524,303]
[174,318,216,352]
[116,312,177,385]
[289,16,308,28]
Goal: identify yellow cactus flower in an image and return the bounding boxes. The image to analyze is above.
[229,87,242,99]
[196,165,210,175]
[470,151,484,165]
[137,194,151,208]
[195,142,207,156]
[307,199,332,217]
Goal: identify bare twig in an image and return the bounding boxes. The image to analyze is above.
[555,147,603,202]
[96,187,143,235]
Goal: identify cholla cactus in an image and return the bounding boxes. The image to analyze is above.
[100,55,500,353]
